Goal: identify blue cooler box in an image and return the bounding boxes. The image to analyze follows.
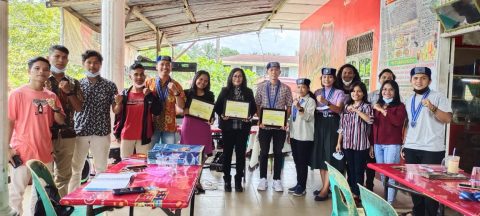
[148,144,204,165]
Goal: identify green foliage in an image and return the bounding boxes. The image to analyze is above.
[8,1,61,89]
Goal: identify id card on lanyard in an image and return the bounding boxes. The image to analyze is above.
[322,88,335,117]
[410,89,430,128]
[156,77,171,102]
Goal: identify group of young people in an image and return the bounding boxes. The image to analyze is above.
[7,44,451,216]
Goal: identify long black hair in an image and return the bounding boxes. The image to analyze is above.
[377,80,401,107]
[226,68,248,92]
[190,70,211,92]
[335,64,361,92]
[346,81,369,105]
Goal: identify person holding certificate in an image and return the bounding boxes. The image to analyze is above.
[214,68,256,192]
[287,78,316,196]
[180,70,215,157]
[255,62,293,192]
[402,67,452,216]
[310,67,346,201]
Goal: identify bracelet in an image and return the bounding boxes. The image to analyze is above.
[430,106,438,113]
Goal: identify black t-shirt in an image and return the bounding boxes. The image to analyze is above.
[184,89,215,108]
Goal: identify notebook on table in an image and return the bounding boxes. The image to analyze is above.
[83,172,135,191]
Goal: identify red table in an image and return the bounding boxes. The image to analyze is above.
[368,163,480,216]
[61,159,202,216]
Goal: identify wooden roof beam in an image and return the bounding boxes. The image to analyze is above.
[126,4,171,46]
[63,7,101,33]
[46,0,98,7]
[182,0,196,23]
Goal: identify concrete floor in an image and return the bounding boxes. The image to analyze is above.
[20,156,462,216]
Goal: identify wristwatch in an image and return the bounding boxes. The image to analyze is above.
[52,108,62,113]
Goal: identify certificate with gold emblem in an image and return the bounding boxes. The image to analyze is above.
[187,98,214,122]
[260,108,287,128]
[224,100,250,120]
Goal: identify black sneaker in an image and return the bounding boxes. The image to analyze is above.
[288,185,299,193]
[313,190,320,196]
[293,186,306,196]
[314,194,329,201]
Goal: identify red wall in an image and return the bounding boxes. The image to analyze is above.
[299,0,380,90]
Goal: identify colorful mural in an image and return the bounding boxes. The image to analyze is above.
[299,0,380,90]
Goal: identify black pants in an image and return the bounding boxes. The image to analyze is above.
[344,149,368,196]
[404,148,445,216]
[290,139,313,188]
[222,128,250,178]
[365,155,376,190]
[258,128,286,180]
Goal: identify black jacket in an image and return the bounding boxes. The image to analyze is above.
[114,86,162,145]
[214,87,256,131]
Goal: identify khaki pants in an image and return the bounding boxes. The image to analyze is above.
[52,137,75,197]
[9,162,53,216]
[69,135,110,193]
[120,139,151,159]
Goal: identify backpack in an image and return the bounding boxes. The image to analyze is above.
[34,184,75,216]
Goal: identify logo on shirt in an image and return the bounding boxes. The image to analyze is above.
[127,99,144,105]
[32,99,48,115]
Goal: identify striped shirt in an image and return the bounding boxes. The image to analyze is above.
[338,102,373,150]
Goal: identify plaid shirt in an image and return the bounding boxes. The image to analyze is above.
[45,75,84,139]
[255,80,293,110]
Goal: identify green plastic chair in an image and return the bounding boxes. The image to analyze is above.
[27,159,85,216]
[325,161,365,216]
[358,184,398,216]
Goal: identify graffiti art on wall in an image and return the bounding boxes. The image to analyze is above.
[301,22,335,80]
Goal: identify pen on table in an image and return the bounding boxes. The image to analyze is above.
[420,165,434,172]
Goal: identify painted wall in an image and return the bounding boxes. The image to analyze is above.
[299,0,380,90]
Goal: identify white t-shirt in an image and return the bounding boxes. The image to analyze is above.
[404,90,452,152]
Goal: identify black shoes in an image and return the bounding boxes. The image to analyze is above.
[234,175,243,192]
[224,175,232,192]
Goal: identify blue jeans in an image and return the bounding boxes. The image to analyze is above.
[151,130,176,146]
[374,144,401,204]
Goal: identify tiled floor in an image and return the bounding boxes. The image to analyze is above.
[21,156,462,216]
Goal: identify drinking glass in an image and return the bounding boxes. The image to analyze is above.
[471,167,480,187]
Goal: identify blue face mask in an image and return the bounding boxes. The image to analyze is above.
[383,97,393,104]
[84,70,100,78]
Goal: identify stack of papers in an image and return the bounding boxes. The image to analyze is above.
[83,173,135,191]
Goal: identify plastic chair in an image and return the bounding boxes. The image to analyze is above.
[27,159,85,216]
[358,184,398,216]
[325,161,365,216]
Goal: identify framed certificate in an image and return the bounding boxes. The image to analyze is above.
[223,100,250,120]
[260,108,287,128]
[186,98,214,122]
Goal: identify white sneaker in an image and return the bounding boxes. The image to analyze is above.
[257,178,268,191]
[273,179,283,192]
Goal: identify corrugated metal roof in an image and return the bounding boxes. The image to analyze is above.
[46,0,327,49]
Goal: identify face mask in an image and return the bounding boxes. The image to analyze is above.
[51,65,66,74]
[134,83,145,89]
[383,98,393,104]
[84,70,100,78]
[342,79,352,86]
[413,87,429,95]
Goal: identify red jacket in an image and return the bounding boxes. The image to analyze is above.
[372,103,407,145]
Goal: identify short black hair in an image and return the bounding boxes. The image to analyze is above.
[81,50,103,63]
[378,68,396,80]
[49,45,69,55]
[130,63,145,71]
[28,57,51,70]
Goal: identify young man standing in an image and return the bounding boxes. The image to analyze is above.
[255,62,293,192]
[46,45,84,197]
[69,50,121,192]
[8,57,65,215]
[114,63,161,159]
[145,56,185,145]
[403,67,452,216]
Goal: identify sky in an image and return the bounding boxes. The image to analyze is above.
[192,29,300,56]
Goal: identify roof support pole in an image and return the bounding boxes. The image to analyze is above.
[0,1,15,214]
[101,0,125,88]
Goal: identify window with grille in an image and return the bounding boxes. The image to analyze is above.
[346,32,373,57]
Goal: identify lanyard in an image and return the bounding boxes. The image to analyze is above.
[322,88,335,103]
[292,98,305,121]
[155,77,171,102]
[410,89,430,128]
[266,81,280,108]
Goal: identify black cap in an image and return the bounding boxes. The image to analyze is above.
[156,55,172,63]
[321,67,336,75]
[296,78,311,87]
[266,62,280,70]
[410,67,431,79]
